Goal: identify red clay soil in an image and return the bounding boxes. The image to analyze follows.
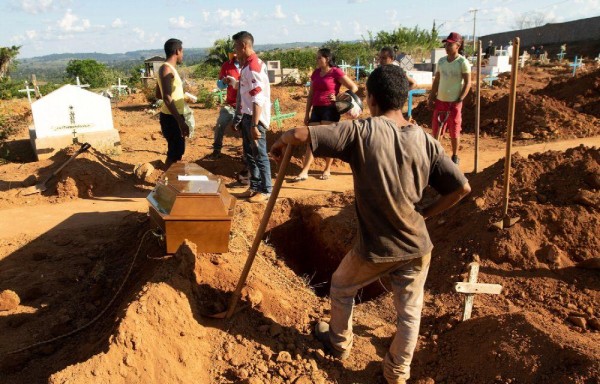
[1,76,599,384]
[411,65,600,142]
[536,66,600,118]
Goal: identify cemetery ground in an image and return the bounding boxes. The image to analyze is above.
[0,63,599,384]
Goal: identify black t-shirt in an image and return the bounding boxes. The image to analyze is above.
[309,116,468,263]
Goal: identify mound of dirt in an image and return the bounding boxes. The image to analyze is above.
[412,65,600,141]
[451,145,600,270]
[537,67,600,118]
[412,92,599,141]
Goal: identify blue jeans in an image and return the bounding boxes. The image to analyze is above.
[213,105,235,152]
[241,114,272,194]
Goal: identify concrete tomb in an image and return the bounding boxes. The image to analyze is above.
[482,55,512,76]
[29,85,121,160]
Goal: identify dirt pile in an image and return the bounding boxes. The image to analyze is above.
[537,67,600,118]
[450,145,600,270]
[412,66,600,141]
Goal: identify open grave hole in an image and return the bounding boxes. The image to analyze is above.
[268,195,390,302]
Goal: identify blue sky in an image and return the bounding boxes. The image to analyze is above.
[4,0,600,58]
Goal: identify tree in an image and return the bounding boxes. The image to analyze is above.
[65,59,110,88]
[0,46,21,80]
[204,37,234,66]
[513,12,552,30]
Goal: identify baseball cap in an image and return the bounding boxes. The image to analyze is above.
[442,32,463,44]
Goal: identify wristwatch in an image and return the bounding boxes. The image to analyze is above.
[251,123,259,128]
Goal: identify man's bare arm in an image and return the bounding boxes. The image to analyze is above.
[421,181,471,219]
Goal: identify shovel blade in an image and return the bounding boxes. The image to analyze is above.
[492,216,521,229]
[19,183,46,196]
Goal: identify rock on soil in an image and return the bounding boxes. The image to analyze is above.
[0,290,20,311]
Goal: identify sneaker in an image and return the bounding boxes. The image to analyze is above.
[451,155,460,165]
[248,193,271,203]
[314,321,350,360]
[207,151,222,160]
[238,188,257,198]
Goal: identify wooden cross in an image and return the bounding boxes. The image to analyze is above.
[272,98,297,129]
[454,262,502,321]
[556,51,566,62]
[352,58,365,81]
[18,82,36,104]
[569,56,583,77]
[338,60,351,75]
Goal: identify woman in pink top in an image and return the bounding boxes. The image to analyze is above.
[292,48,358,181]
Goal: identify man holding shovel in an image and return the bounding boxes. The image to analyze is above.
[428,32,471,165]
[270,65,471,384]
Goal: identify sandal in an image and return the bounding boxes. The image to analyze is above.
[289,175,308,183]
[320,172,331,180]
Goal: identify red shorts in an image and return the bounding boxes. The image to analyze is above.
[431,100,463,139]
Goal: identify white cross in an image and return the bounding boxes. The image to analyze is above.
[18,82,36,104]
[75,76,90,88]
[455,262,503,321]
[111,78,128,95]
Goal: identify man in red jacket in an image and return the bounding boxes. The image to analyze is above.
[208,52,241,159]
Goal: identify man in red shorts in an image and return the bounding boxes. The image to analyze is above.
[428,32,471,164]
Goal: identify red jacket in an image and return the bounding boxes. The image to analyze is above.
[219,59,241,107]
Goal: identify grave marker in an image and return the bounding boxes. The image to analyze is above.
[407,89,426,119]
[29,85,121,160]
[556,51,566,62]
[352,58,365,81]
[338,60,351,75]
[75,76,89,89]
[455,262,503,321]
[19,82,36,104]
[569,56,583,77]
[272,99,296,129]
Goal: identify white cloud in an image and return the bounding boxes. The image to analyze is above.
[215,8,246,27]
[202,11,210,22]
[111,18,124,28]
[25,30,37,39]
[169,15,193,29]
[58,9,90,32]
[132,27,159,44]
[348,0,367,3]
[273,5,286,19]
[293,14,305,25]
[280,26,289,36]
[15,0,57,14]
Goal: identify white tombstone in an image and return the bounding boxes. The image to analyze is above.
[482,55,512,76]
[29,85,121,160]
[267,60,282,84]
[406,70,433,86]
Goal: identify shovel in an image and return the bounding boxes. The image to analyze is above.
[20,142,92,196]
[493,37,521,230]
[209,143,293,319]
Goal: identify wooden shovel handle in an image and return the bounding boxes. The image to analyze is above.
[501,38,520,218]
[225,143,293,319]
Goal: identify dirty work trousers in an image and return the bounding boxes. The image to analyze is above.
[328,249,431,383]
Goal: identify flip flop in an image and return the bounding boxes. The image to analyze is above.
[320,173,330,180]
[288,175,308,183]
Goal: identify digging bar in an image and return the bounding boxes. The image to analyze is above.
[211,143,293,319]
[20,142,92,196]
[474,40,482,173]
[493,37,521,230]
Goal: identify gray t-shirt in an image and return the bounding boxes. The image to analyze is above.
[309,116,467,263]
